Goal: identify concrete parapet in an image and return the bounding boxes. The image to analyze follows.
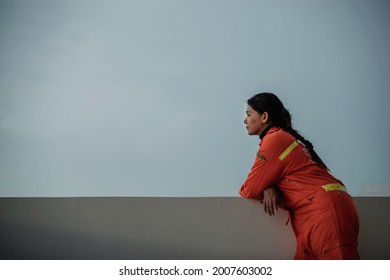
[0,197,388,259]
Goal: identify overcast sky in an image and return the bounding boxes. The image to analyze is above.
[0,0,389,197]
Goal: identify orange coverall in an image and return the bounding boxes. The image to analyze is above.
[240,127,360,259]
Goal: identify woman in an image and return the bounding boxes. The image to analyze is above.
[240,92,360,260]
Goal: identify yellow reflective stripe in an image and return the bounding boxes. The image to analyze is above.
[321,183,348,192]
[279,140,299,160]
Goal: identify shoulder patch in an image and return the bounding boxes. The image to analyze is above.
[257,153,266,161]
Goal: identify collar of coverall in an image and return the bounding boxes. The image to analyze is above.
[259,125,275,140]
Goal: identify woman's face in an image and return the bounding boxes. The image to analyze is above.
[244,105,269,136]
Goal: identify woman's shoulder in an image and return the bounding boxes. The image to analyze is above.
[265,127,295,142]
[261,127,296,151]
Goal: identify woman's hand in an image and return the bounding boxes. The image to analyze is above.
[262,186,280,216]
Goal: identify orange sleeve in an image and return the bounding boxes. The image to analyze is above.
[239,137,285,199]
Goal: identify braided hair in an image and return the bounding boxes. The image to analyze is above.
[247,92,329,171]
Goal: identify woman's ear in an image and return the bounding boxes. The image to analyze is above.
[261,112,270,124]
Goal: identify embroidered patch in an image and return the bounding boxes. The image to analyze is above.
[257,153,266,160]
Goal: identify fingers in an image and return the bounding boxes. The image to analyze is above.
[268,201,275,216]
[262,186,280,216]
[263,200,274,216]
[263,199,278,216]
[263,200,269,215]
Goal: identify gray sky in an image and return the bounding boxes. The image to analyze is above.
[1,0,389,197]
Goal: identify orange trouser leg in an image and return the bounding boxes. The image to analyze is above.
[292,191,360,260]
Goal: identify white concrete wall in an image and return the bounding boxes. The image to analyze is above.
[0,197,388,260]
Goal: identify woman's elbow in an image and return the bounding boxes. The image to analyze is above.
[239,187,260,199]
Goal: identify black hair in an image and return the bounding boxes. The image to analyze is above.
[247,92,329,171]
